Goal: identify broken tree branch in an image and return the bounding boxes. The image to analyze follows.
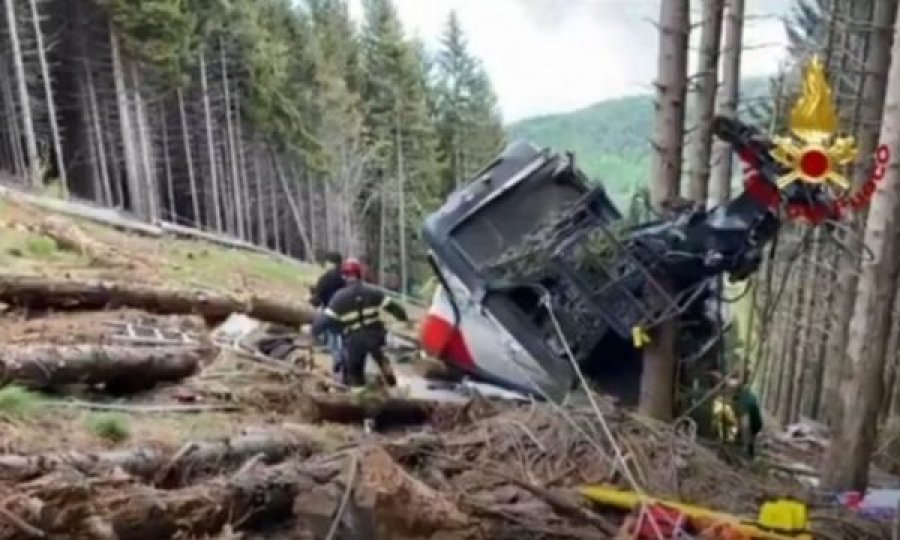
[0,429,324,484]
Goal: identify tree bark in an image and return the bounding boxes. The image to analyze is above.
[220,37,244,240]
[641,0,689,420]
[235,97,253,236]
[253,145,267,245]
[0,343,206,391]
[821,0,898,429]
[1,447,469,540]
[85,64,112,206]
[395,102,408,298]
[0,54,26,177]
[130,65,158,221]
[29,0,67,195]
[688,0,724,204]
[638,311,677,422]
[110,28,142,217]
[160,106,176,221]
[0,429,323,484]
[199,51,222,232]
[709,0,744,204]
[177,88,201,226]
[308,392,466,430]
[5,0,39,187]
[821,1,900,491]
[0,274,315,326]
[271,149,313,259]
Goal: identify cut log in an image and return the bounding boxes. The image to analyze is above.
[0,343,206,391]
[0,274,315,326]
[307,392,471,431]
[0,428,324,485]
[1,447,470,540]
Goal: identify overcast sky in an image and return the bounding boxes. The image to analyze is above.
[348,0,791,123]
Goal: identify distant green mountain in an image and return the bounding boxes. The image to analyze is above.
[506,76,771,208]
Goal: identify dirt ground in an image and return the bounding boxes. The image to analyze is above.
[0,198,891,540]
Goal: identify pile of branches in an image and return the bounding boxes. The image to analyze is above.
[7,396,887,540]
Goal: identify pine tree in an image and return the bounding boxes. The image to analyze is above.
[359,0,443,288]
[641,0,690,421]
[433,11,504,196]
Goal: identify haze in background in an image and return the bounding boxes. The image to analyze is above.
[349,0,790,122]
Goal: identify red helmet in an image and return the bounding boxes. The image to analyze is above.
[341,258,362,279]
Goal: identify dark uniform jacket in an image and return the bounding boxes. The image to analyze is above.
[310,267,345,308]
[311,281,408,336]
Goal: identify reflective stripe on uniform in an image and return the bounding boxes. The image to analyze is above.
[335,306,384,332]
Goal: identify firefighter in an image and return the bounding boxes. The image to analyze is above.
[311,258,410,390]
[309,252,346,376]
[713,374,763,458]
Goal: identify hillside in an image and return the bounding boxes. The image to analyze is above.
[506,76,772,207]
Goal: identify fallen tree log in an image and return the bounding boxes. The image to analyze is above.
[307,392,476,431]
[0,274,315,326]
[2,446,471,540]
[0,429,324,485]
[0,344,206,391]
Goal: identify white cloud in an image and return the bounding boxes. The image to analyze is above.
[348,0,790,122]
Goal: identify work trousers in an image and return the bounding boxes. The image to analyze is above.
[343,327,396,388]
[313,307,345,375]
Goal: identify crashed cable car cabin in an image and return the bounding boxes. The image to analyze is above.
[419,116,786,407]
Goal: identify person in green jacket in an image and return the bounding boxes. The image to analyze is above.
[724,374,764,458]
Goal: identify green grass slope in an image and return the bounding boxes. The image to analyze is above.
[506,76,772,208]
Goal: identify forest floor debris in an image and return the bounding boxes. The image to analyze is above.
[0,198,892,538]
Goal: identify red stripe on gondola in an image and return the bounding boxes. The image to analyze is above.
[419,314,474,369]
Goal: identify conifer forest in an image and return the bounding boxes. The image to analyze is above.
[0,0,504,293]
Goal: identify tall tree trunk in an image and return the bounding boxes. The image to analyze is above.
[821,1,900,491]
[688,0,724,204]
[880,280,900,419]
[821,0,898,428]
[0,55,26,176]
[253,146,267,246]
[777,267,800,426]
[798,235,824,418]
[270,149,281,252]
[177,88,201,226]
[85,66,112,205]
[271,150,312,258]
[235,97,252,236]
[29,0,66,194]
[81,88,103,201]
[219,37,244,240]
[103,103,124,208]
[300,164,317,253]
[131,65,157,221]
[709,0,744,204]
[160,106,175,221]
[395,106,407,298]
[640,0,689,421]
[378,184,387,285]
[5,0,39,187]
[789,251,810,423]
[110,28,142,216]
[199,51,222,232]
